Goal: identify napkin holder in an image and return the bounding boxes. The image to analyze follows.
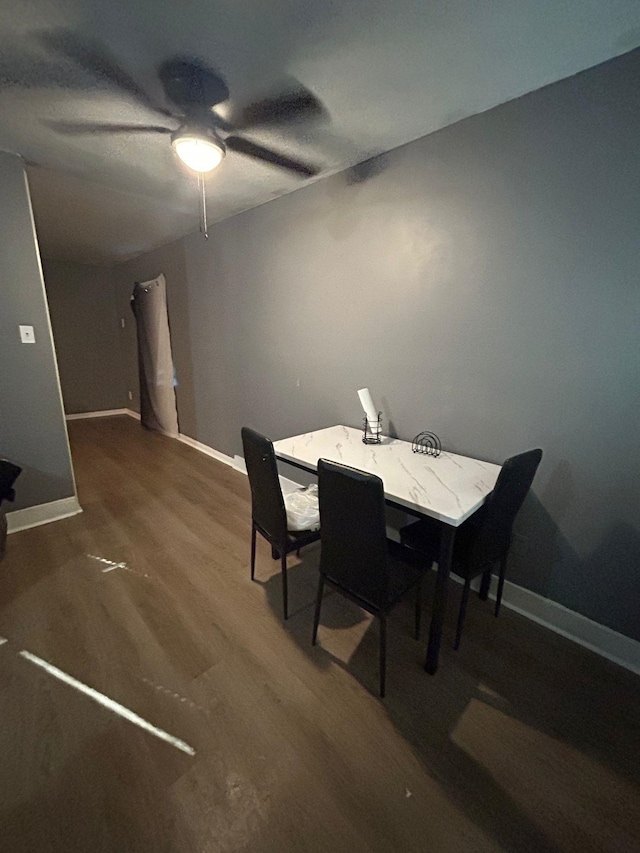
[411,431,441,457]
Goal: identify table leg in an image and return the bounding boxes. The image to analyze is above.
[424,525,456,674]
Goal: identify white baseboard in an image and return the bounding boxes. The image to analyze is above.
[66,408,141,421]
[66,408,130,420]
[7,496,82,534]
[177,433,240,469]
[232,453,247,473]
[454,572,640,676]
[178,437,300,494]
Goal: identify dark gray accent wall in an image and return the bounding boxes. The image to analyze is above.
[0,153,76,510]
[43,260,126,414]
[115,49,640,640]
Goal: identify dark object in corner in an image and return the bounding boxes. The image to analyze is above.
[0,459,22,562]
[346,153,388,185]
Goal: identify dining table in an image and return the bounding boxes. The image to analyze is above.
[273,424,501,674]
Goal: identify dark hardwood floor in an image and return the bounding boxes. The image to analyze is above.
[1,415,639,852]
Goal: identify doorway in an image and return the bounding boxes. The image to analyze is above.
[131,273,179,436]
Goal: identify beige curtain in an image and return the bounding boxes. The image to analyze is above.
[131,274,179,436]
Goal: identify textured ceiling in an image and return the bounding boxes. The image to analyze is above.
[1,0,639,265]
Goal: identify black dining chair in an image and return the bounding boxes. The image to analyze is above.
[241,427,320,620]
[400,448,542,650]
[313,459,424,698]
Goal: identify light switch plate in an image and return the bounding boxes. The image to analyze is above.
[19,325,35,343]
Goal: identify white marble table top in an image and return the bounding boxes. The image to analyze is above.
[273,425,501,527]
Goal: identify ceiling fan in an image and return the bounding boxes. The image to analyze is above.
[39,30,324,179]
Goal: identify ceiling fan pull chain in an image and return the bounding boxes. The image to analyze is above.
[198,173,209,239]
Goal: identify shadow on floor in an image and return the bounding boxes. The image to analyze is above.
[259,550,640,853]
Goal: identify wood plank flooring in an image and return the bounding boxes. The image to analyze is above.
[1,415,639,852]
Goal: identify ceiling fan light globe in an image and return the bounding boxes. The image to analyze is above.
[172,135,225,172]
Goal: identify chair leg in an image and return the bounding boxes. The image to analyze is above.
[281,552,289,620]
[312,577,324,645]
[454,579,471,651]
[495,555,508,617]
[250,523,257,581]
[271,545,280,560]
[414,576,422,641]
[379,616,387,698]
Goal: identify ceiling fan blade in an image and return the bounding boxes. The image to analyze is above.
[237,88,326,128]
[0,51,88,91]
[225,136,318,177]
[39,29,174,118]
[46,121,173,135]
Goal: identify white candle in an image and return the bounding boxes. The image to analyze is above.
[357,388,378,423]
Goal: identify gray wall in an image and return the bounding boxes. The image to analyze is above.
[0,152,76,511]
[114,49,640,641]
[43,260,126,414]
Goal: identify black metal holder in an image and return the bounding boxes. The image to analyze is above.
[362,412,383,444]
[411,431,442,457]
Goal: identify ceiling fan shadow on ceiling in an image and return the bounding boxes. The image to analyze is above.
[36,30,326,235]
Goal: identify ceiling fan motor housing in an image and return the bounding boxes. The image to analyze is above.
[159,59,230,109]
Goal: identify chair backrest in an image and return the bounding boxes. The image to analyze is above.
[241,427,287,544]
[472,448,543,566]
[318,458,390,609]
